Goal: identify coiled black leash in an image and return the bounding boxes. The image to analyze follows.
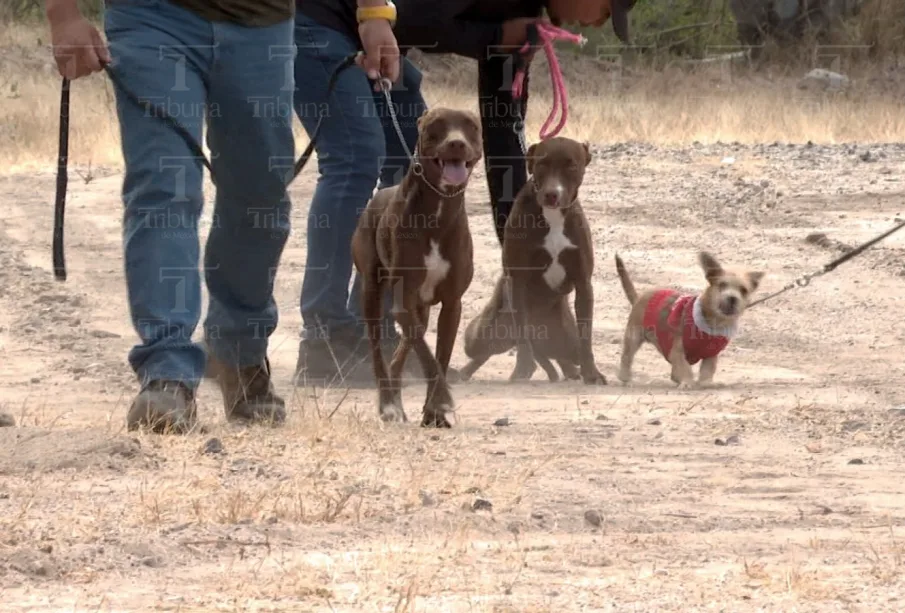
[52,52,360,282]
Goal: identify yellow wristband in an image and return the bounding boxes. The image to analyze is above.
[356,5,397,26]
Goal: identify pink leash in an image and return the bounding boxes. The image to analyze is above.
[512,22,586,140]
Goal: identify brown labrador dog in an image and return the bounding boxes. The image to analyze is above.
[351,107,482,428]
[459,137,607,385]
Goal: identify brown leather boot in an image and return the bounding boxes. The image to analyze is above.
[206,356,286,425]
[127,380,198,434]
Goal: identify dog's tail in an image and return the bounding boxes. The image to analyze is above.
[614,253,638,305]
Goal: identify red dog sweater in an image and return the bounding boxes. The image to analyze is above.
[642,289,735,365]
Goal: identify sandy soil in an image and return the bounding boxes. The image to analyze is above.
[1,131,905,611]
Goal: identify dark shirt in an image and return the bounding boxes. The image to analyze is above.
[168,0,294,27]
[298,0,544,59]
[298,0,546,243]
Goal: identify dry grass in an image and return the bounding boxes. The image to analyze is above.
[4,21,905,171]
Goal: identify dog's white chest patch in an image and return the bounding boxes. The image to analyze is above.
[541,208,576,290]
[420,240,450,302]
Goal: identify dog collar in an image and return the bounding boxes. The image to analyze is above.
[692,297,737,339]
[411,154,469,199]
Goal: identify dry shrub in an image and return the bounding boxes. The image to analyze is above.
[857,0,905,57]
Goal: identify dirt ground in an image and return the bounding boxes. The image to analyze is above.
[2,128,905,610]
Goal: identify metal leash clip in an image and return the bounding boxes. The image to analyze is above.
[378,76,425,178]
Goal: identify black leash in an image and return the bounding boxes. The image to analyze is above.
[52,52,359,282]
[748,217,905,308]
[53,78,71,280]
[511,23,540,156]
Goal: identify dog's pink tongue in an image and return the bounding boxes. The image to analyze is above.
[441,161,468,185]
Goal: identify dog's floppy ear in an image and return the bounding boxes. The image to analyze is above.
[746,270,765,291]
[698,251,724,284]
[582,141,592,165]
[526,143,538,175]
[464,110,481,131]
[416,108,435,130]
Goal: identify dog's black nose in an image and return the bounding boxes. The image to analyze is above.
[444,138,467,156]
[720,295,739,315]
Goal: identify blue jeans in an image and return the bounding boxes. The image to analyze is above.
[293,14,426,342]
[104,0,295,388]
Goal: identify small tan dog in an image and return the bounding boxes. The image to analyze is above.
[614,252,764,389]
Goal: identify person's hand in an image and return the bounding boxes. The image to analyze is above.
[48,10,110,80]
[357,18,401,83]
[499,17,549,49]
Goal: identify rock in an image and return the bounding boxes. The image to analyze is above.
[123,543,165,568]
[418,489,436,507]
[0,413,15,428]
[471,498,493,512]
[798,69,850,93]
[584,509,603,527]
[841,420,868,433]
[493,417,511,427]
[715,434,741,446]
[89,330,121,339]
[8,549,57,578]
[647,418,661,426]
[202,438,224,455]
[848,458,865,465]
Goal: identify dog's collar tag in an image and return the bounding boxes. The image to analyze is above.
[692,297,737,339]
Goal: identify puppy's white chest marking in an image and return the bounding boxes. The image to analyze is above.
[420,240,450,302]
[540,207,576,290]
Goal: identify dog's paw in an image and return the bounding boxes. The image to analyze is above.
[379,401,408,423]
[581,368,608,386]
[617,369,632,385]
[421,404,454,429]
[676,380,698,391]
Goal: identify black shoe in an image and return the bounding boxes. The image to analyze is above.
[127,380,198,434]
[207,356,286,425]
[294,331,374,388]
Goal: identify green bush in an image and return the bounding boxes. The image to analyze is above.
[569,0,740,60]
